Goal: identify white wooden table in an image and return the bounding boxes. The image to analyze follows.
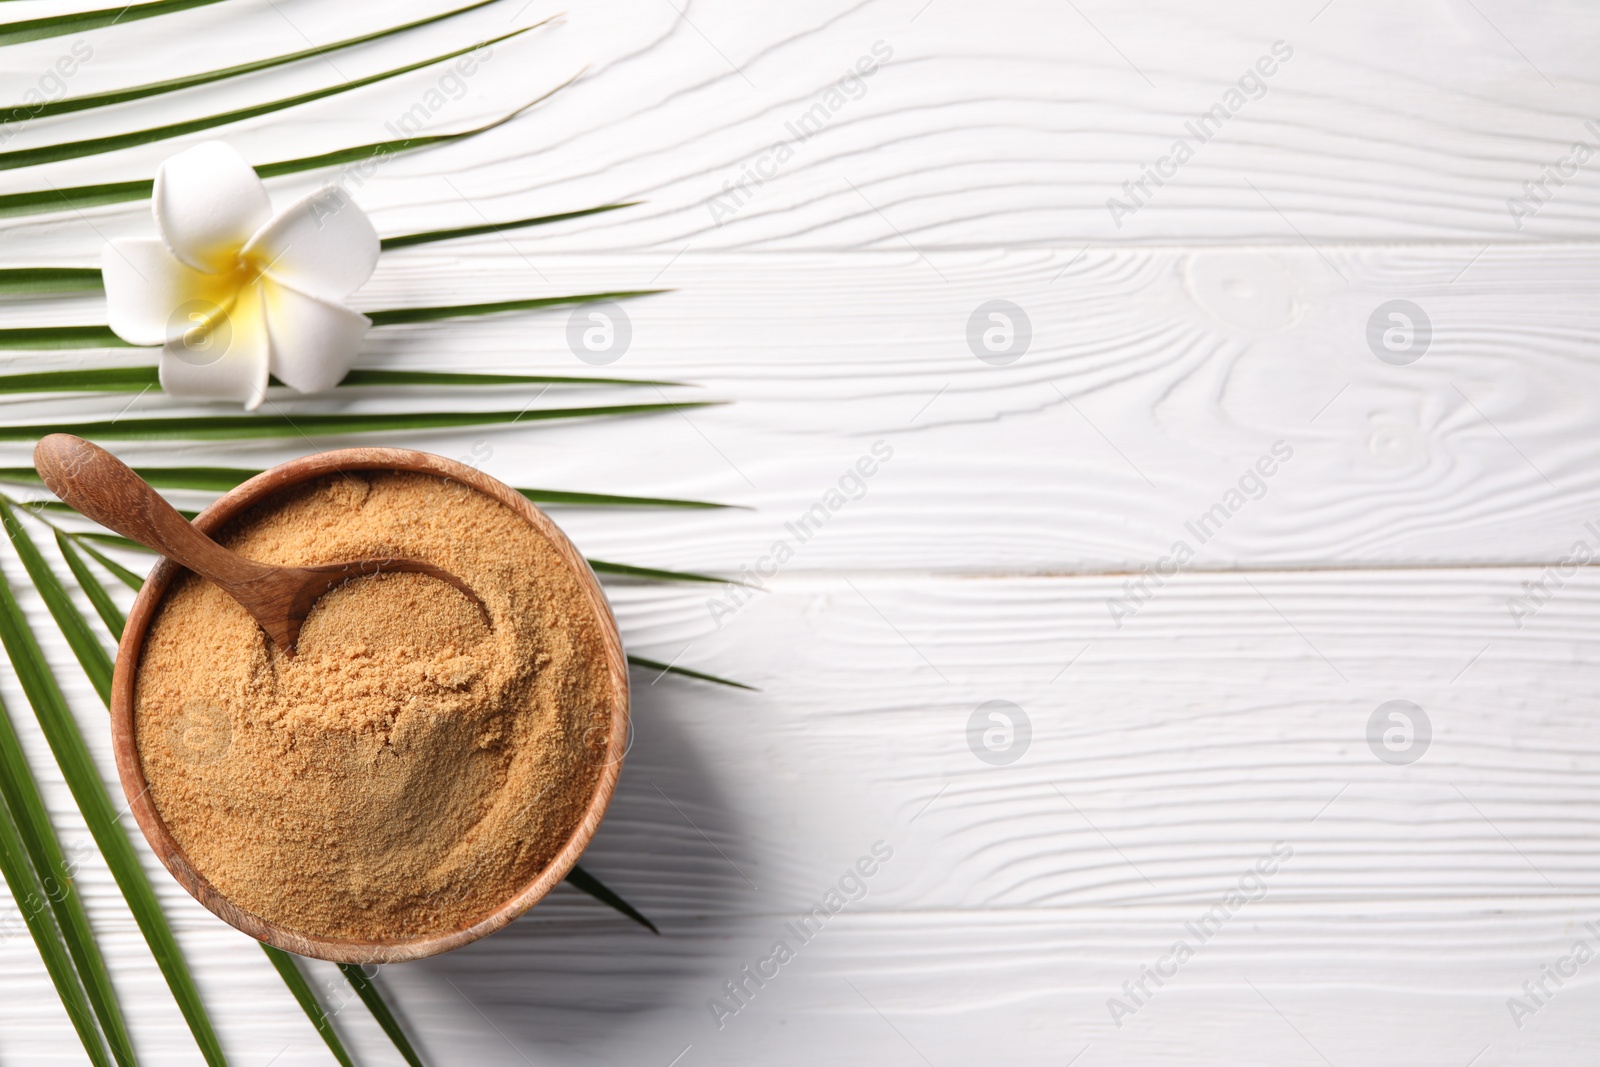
[2,0,1599,1062]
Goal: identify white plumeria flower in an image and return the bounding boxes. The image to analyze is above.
[103,141,379,410]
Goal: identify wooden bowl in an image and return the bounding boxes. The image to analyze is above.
[108,447,630,963]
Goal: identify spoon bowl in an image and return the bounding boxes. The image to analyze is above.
[34,434,488,655]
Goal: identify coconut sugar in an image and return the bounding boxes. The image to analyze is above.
[133,471,614,941]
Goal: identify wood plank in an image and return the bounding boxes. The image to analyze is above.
[0,1,1596,1062]
[5,0,1600,254]
[1,567,1596,1062]
[4,247,1598,573]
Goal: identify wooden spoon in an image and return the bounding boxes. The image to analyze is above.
[34,434,488,656]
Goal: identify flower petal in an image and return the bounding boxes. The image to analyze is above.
[153,141,271,273]
[245,186,379,301]
[102,239,214,347]
[158,282,270,409]
[262,279,371,395]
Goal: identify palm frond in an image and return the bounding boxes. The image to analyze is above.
[16,501,100,517]
[565,864,659,933]
[0,466,246,491]
[2,0,520,122]
[380,203,638,250]
[516,488,731,509]
[0,2,752,1055]
[260,946,356,1067]
[0,291,665,350]
[0,522,228,1066]
[0,205,641,296]
[627,655,758,691]
[0,466,729,509]
[53,532,124,640]
[0,503,114,706]
[69,538,144,592]
[0,179,152,221]
[67,534,149,555]
[0,787,114,1067]
[0,327,129,351]
[588,559,728,584]
[0,0,229,47]
[0,692,133,1065]
[0,269,103,296]
[364,290,666,327]
[341,368,679,388]
[0,25,541,172]
[335,965,425,1067]
[0,367,683,392]
[0,402,717,441]
[0,87,568,221]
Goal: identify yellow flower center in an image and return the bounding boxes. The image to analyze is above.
[179,248,268,350]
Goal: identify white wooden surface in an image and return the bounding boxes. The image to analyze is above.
[2,0,1599,1063]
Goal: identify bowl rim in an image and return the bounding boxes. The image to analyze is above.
[109,446,630,963]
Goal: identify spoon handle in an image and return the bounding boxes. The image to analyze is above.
[33,434,256,585]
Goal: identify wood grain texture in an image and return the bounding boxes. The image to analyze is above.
[4,0,1600,255]
[7,245,1600,574]
[3,571,1600,1064]
[0,0,1596,1063]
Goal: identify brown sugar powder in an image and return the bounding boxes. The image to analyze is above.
[133,471,616,941]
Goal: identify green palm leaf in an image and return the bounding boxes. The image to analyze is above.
[0,367,682,392]
[0,465,729,509]
[0,466,248,491]
[0,90,554,220]
[0,0,230,47]
[0,692,134,1066]
[0,788,113,1067]
[0,402,715,441]
[2,0,521,121]
[65,533,147,553]
[336,965,425,1067]
[260,946,355,1067]
[627,655,758,691]
[0,290,664,350]
[0,179,152,221]
[0,2,752,1052]
[0,525,229,1065]
[244,69,580,186]
[565,863,659,933]
[380,203,637,250]
[364,290,664,327]
[71,538,145,592]
[0,326,129,350]
[0,269,103,296]
[342,368,677,388]
[0,205,641,296]
[19,501,106,517]
[0,25,539,172]
[54,532,125,640]
[517,488,730,509]
[0,503,114,705]
[588,559,727,584]
[0,368,149,390]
